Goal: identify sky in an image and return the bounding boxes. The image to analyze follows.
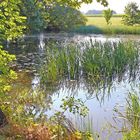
[80,0,140,14]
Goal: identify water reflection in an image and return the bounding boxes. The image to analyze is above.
[7,34,140,140]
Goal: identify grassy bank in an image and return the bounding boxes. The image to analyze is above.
[74,16,140,34]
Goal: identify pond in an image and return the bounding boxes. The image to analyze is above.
[7,33,140,140]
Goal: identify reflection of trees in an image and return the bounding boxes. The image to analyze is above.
[8,38,140,119]
[6,37,40,55]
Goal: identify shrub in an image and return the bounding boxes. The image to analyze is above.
[122,2,140,26]
[46,5,87,31]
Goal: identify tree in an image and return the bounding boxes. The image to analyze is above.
[19,0,108,33]
[20,0,49,33]
[103,8,113,25]
[0,0,26,42]
[122,2,140,26]
[0,0,25,126]
[0,0,109,129]
[47,5,87,31]
[42,0,108,8]
[0,46,17,124]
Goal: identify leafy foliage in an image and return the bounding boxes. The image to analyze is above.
[0,46,17,127]
[122,2,140,26]
[103,8,113,25]
[44,0,108,8]
[0,0,108,34]
[0,0,26,41]
[47,5,87,31]
[61,97,89,117]
[10,0,108,33]
[0,46,16,95]
[20,0,49,33]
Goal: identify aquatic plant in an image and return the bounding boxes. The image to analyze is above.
[40,42,81,83]
[126,93,140,129]
[122,93,140,140]
[82,41,139,85]
[115,92,140,140]
[40,40,139,93]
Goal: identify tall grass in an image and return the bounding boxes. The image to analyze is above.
[40,42,81,83]
[40,41,139,91]
[82,41,139,80]
[126,93,140,130]
[122,93,140,140]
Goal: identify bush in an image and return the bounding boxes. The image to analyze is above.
[122,2,140,26]
[46,5,87,31]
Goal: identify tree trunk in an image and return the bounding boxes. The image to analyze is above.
[0,109,8,127]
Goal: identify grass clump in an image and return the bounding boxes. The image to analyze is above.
[122,93,140,140]
[82,41,139,85]
[40,41,139,91]
[40,42,81,83]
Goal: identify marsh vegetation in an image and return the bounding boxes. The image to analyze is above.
[1,0,140,140]
[1,35,140,140]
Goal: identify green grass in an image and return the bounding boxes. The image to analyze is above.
[87,17,122,26]
[82,41,139,87]
[122,93,140,140]
[40,42,81,83]
[73,16,140,34]
[85,14,124,17]
[40,41,139,91]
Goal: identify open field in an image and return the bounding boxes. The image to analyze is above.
[85,14,124,17]
[74,16,140,34]
[87,16,123,26]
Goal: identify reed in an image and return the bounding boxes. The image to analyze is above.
[40,42,81,83]
[40,41,139,91]
[82,41,139,83]
[122,93,140,140]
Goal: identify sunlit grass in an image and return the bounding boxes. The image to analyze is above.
[86,17,123,27]
[74,16,140,34]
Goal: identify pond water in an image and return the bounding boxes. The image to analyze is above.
[7,33,140,140]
